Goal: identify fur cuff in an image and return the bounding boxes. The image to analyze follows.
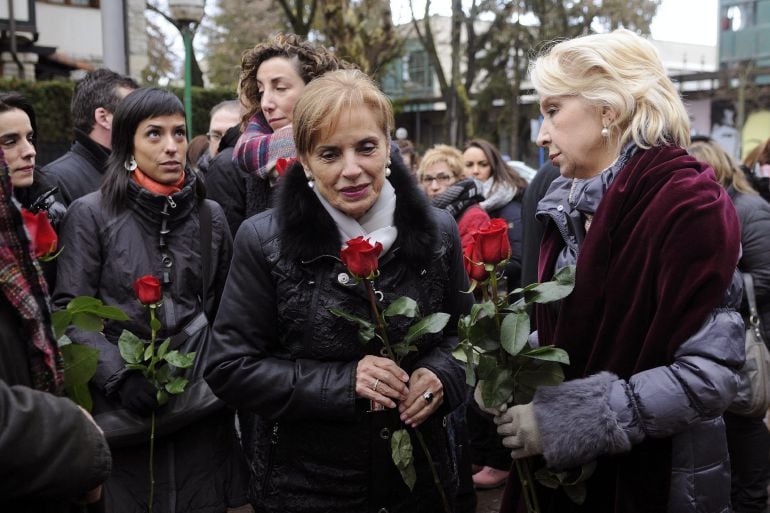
[533,371,631,470]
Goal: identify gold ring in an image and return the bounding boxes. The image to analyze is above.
[372,378,381,392]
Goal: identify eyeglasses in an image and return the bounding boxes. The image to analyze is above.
[421,173,453,185]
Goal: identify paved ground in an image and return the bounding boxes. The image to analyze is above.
[475,486,504,513]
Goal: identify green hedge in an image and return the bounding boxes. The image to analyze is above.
[0,78,237,146]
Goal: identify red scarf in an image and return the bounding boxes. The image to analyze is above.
[132,167,186,196]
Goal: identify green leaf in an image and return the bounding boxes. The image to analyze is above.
[520,346,570,364]
[157,338,171,360]
[164,350,196,368]
[477,353,498,380]
[165,376,189,395]
[125,363,148,371]
[51,310,72,340]
[392,342,418,359]
[66,296,102,312]
[481,370,514,408]
[500,311,530,356]
[118,330,145,364]
[66,382,93,412]
[329,308,375,344]
[452,342,477,387]
[403,312,450,343]
[94,305,129,321]
[510,282,541,295]
[143,343,154,362]
[57,334,73,347]
[71,312,103,333]
[470,301,496,324]
[525,265,576,305]
[60,343,99,386]
[156,389,169,405]
[383,296,420,318]
[390,429,417,491]
[150,317,161,333]
[514,361,565,404]
[155,364,171,384]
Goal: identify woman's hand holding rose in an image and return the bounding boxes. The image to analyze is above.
[356,355,409,409]
[399,367,443,428]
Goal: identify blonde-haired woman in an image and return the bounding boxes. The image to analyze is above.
[493,29,743,513]
[689,137,770,513]
[419,144,489,246]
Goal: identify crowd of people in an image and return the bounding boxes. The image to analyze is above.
[2,27,770,513]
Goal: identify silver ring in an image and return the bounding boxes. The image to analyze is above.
[422,390,434,404]
[372,378,381,392]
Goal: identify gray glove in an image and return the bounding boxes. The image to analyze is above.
[495,402,543,459]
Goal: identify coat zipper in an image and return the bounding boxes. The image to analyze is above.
[261,422,279,492]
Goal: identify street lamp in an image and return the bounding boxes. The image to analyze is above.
[168,0,205,140]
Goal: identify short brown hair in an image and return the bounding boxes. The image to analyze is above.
[239,33,350,124]
[293,70,394,158]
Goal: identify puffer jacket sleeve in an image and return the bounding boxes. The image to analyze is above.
[0,378,112,498]
[410,209,472,412]
[735,194,770,338]
[205,215,359,422]
[531,295,745,470]
[52,197,126,395]
[204,199,233,318]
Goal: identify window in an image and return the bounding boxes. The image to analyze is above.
[39,0,100,7]
[406,50,432,91]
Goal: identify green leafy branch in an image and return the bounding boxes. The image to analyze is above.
[52,296,129,411]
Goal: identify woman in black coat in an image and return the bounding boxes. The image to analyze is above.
[1,141,110,513]
[206,70,472,513]
[53,88,249,513]
[688,139,770,513]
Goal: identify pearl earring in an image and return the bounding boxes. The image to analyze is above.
[385,159,392,177]
[601,126,609,138]
[124,156,138,172]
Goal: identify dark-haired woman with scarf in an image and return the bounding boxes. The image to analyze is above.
[53,88,250,513]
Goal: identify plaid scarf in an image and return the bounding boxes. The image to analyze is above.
[431,178,485,219]
[233,112,296,181]
[0,151,64,394]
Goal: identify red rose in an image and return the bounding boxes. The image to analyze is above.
[133,275,162,305]
[474,218,511,265]
[340,236,383,279]
[20,209,58,258]
[275,157,297,176]
[463,240,489,282]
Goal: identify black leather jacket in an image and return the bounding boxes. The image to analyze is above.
[206,161,472,513]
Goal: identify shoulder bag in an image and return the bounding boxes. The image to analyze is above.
[728,272,770,417]
[93,201,225,447]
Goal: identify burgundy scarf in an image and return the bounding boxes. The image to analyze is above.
[0,150,64,394]
[507,145,740,513]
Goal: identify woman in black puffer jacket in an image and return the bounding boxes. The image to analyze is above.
[689,138,770,513]
[53,88,250,513]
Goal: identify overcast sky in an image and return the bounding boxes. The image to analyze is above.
[391,0,719,46]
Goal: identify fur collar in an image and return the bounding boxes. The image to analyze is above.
[276,158,439,269]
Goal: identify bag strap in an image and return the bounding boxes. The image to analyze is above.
[168,202,212,350]
[742,272,762,331]
[199,200,212,305]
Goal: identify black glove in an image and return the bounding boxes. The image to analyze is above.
[119,371,159,416]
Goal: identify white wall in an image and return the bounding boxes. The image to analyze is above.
[35,2,103,62]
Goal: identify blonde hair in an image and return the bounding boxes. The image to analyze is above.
[419,144,464,180]
[688,140,756,194]
[530,28,690,149]
[293,70,394,158]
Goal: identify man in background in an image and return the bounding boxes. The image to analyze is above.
[43,69,138,206]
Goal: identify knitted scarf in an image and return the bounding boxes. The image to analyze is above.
[431,178,485,219]
[233,112,296,181]
[0,151,64,394]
